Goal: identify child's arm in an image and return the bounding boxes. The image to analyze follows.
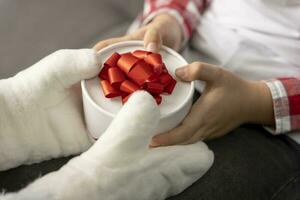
[94,0,210,51]
[140,0,210,47]
[150,62,280,147]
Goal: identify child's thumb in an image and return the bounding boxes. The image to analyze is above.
[175,62,220,83]
[144,27,162,53]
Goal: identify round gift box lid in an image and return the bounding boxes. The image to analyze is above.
[82,40,194,118]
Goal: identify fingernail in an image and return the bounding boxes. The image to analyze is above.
[150,139,160,147]
[175,67,187,78]
[146,42,158,52]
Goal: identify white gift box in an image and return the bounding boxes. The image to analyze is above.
[81,41,194,139]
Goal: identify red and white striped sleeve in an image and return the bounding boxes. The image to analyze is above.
[265,77,300,134]
[128,0,210,47]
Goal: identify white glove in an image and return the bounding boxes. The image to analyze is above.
[1,91,214,200]
[0,49,100,170]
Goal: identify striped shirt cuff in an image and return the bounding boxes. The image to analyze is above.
[264,80,292,134]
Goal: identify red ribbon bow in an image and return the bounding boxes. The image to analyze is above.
[99,50,176,105]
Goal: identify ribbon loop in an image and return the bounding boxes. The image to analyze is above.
[117,53,139,74]
[105,52,121,67]
[159,73,173,85]
[120,80,139,93]
[99,50,177,105]
[128,62,153,86]
[145,82,164,94]
[108,67,125,88]
[100,80,120,98]
[164,79,177,94]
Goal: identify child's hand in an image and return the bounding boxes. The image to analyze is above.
[94,13,182,52]
[150,62,275,147]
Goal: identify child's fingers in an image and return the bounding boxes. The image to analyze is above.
[182,130,205,145]
[93,35,131,51]
[150,96,210,147]
[150,125,193,147]
[150,111,200,147]
[144,27,162,53]
[175,62,220,83]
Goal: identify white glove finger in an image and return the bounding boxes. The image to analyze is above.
[18,49,101,90]
[91,91,160,159]
[146,142,214,196]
